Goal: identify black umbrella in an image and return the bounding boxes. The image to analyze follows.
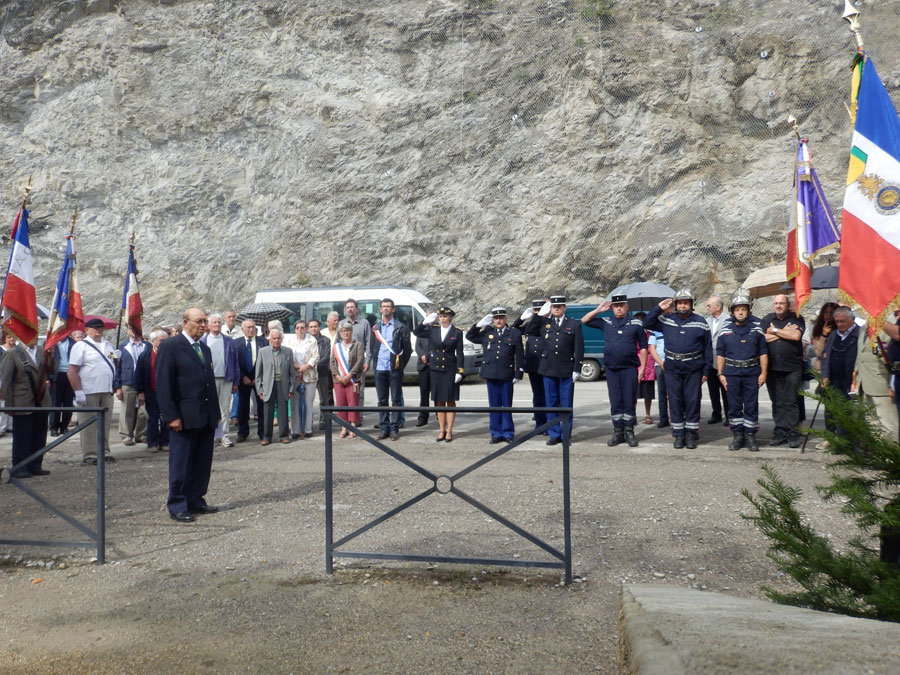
[780,265,839,292]
[236,302,293,325]
[605,281,676,312]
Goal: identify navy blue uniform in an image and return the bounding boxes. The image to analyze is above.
[584,315,647,430]
[644,306,712,438]
[716,320,767,433]
[526,313,584,441]
[513,314,547,429]
[467,323,524,441]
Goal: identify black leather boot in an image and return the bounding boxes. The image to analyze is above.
[685,431,699,449]
[607,430,625,447]
[624,427,638,447]
[745,432,759,452]
[728,431,745,451]
[673,435,685,449]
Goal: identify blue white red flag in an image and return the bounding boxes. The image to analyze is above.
[786,138,840,311]
[45,233,84,351]
[840,56,900,335]
[121,244,143,335]
[1,208,38,346]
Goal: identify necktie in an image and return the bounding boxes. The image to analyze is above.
[245,339,253,371]
[193,342,205,364]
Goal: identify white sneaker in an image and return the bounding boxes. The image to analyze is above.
[221,436,234,448]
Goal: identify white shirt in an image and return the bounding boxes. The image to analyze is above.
[69,337,116,394]
[293,334,319,383]
[125,338,145,366]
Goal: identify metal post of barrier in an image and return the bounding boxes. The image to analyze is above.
[97,407,106,565]
[324,411,333,574]
[561,410,572,584]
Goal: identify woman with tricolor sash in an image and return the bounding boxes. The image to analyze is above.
[329,322,365,438]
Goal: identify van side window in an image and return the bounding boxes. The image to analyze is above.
[312,302,344,325]
[394,305,414,330]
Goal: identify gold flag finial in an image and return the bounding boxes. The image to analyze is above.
[843,0,865,51]
[69,208,78,235]
[787,114,801,139]
[21,175,32,209]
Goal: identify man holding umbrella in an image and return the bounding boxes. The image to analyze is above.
[581,294,647,447]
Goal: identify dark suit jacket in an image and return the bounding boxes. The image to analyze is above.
[415,334,430,373]
[820,324,860,393]
[513,315,546,374]
[114,339,151,389]
[200,332,241,387]
[235,334,268,381]
[134,347,156,394]
[527,313,584,378]
[369,319,413,372]
[466,323,524,381]
[155,334,220,429]
[413,323,465,374]
[0,345,52,407]
[50,336,76,381]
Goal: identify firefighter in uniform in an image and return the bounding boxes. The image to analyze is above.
[716,295,768,452]
[526,295,584,446]
[581,294,647,447]
[643,289,712,448]
[466,307,524,443]
[514,299,548,432]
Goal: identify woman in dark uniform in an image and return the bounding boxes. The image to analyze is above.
[413,306,464,442]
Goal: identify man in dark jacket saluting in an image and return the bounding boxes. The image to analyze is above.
[156,307,221,523]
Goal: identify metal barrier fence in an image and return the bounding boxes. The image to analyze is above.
[0,406,108,564]
[323,405,572,584]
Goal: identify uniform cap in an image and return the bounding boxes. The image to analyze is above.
[531,299,544,309]
[549,295,567,305]
[491,307,507,317]
[85,318,106,329]
[611,294,628,304]
[673,288,694,302]
[438,306,455,316]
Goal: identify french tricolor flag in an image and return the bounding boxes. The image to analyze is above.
[1,208,38,346]
[122,244,143,336]
[45,233,84,351]
[840,56,900,333]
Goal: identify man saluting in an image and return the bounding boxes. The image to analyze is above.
[582,294,647,447]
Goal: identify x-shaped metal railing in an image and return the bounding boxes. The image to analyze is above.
[323,405,572,583]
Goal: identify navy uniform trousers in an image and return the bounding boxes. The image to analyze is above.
[543,376,574,440]
[487,379,515,439]
[667,370,703,437]
[725,374,759,432]
[529,373,546,429]
[607,367,638,429]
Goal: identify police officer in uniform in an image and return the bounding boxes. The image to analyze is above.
[466,307,524,443]
[526,295,584,446]
[581,294,647,447]
[716,295,768,452]
[643,289,712,448]
[514,299,547,432]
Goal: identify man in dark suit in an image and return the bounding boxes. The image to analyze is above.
[526,295,584,446]
[49,335,77,436]
[1,340,53,478]
[369,298,413,440]
[235,318,267,442]
[514,300,548,432]
[156,307,221,523]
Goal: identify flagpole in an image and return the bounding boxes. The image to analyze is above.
[114,232,135,354]
[44,209,77,345]
[842,0,865,53]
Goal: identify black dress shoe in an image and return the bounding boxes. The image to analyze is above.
[657,421,670,428]
[416,419,428,427]
[390,433,399,441]
[707,416,722,425]
[546,438,561,446]
[377,433,390,440]
[83,457,98,465]
[291,433,301,440]
[490,438,502,444]
[170,511,195,522]
[768,436,788,447]
[30,468,50,476]
[189,504,219,515]
[10,469,33,478]
[503,437,514,443]
[50,430,61,437]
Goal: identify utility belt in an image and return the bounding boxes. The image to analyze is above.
[665,349,702,362]
[891,361,900,374]
[724,357,759,368]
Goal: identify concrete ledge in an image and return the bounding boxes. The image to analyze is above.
[620,584,900,674]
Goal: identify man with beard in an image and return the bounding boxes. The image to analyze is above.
[760,294,806,448]
[716,296,768,452]
[643,289,712,449]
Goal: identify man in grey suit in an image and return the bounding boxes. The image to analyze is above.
[255,328,297,445]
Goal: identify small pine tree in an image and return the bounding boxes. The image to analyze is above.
[742,382,900,621]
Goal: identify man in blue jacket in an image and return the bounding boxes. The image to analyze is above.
[156,307,220,523]
[115,324,150,446]
[644,289,712,449]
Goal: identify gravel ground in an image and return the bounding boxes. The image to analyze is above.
[0,379,855,673]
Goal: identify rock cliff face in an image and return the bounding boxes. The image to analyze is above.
[1,0,898,322]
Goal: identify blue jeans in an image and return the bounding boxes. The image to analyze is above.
[375,369,404,434]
